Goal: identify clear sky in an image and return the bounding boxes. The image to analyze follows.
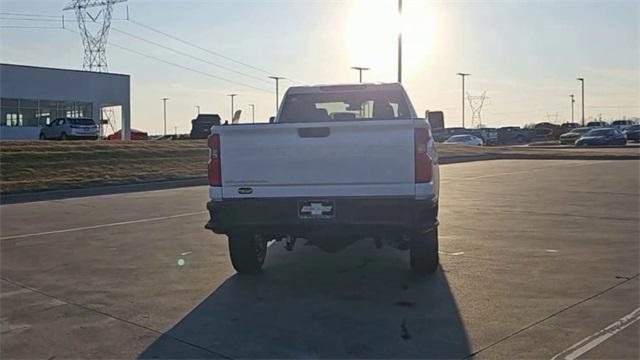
[1,0,638,133]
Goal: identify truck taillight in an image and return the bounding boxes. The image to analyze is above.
[414,128,432,183]
[208,134,222,186]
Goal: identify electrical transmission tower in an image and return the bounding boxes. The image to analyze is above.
[546,112,559,123]
[63,0,127,72]
[466,91,488,128]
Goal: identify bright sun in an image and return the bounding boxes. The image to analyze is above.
[346,0,438,81]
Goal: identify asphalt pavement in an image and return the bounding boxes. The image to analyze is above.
[1,159,638,359]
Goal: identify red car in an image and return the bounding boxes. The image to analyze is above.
[107,129,149,140]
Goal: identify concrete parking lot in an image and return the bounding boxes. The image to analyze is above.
[1,159,638,359]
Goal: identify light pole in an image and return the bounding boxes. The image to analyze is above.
[161,97,169,136]
[248,104,255,123]
[397,0,402,83]
[227,94,237,122]
[569,94,575,123]
[456,73,470,128]
[577,77,585,126]
[195,105,200,116]
[351,66,370,83]
[269,76,285,112]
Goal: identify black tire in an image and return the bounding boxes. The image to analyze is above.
[60,132,68,141]
[228,233,268,274]
[39,133,46,140]
[410,228,439,276]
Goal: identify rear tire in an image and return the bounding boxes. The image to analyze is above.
[60,132,68,141]
[39,133,46,140]
[410,228,439,276]
[228,233,267,274]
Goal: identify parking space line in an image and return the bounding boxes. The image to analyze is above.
[0,211,207,241]
[551,307,640,360]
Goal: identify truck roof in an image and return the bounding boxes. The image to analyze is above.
[286,82,405,95]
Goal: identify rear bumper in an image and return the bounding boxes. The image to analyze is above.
[205,197,438,236]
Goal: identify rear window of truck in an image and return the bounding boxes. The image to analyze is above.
[278,90,412,123]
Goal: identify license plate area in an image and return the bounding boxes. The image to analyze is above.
[298,200,335,219]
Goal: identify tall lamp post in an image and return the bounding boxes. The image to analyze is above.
[161,97,169,136]
[577,77,585,126]
[227,94,237,122]
[195,105,200,116]
[351,66,370,83]
[456,73,470,128]
[397,0,403,83]
[569,94,575,123]
[248,104,255,124]
[269,76,285,112]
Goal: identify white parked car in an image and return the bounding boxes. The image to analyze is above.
[40,117,99,140]
[204,83,440,276]
[444,134,484,146]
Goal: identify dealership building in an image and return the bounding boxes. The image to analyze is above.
[0,63,131,140]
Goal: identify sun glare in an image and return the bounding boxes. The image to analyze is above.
[346,0,438,81]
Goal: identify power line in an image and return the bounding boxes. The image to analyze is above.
[0,12,60,18]
[128,18,302,84]
[0,17,62,22]
[61,29,274,93]
[0,25,64,29]
[128,19,276,77]
[1,11,301,85]
[107,41,273,93]
[110,27,271,84]
[1,21,273,92]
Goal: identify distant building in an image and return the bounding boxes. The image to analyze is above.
[0,63,131,140]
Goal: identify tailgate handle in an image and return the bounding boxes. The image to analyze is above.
[298,127,330,138]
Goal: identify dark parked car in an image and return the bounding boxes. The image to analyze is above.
[190,114,221,139]
[497,126,534,144]
[624,124,640,142]
[575,128,626,146]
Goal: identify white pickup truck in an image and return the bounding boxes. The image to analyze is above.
[205,83,440,275]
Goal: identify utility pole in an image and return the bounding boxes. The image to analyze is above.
[174,126,178,137]
[351,66,370,83]
[269,76,285,112]
[248,104,255,124]
[227,94,237,122]
[397,0,402,83]
[457,73,470,128]
[161,97,169,136]
[195,105,200,116]
[569,94,575,123]
[577,77,585,126]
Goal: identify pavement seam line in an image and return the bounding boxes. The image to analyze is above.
[463,273,640,359]
[0,276,233,359]
[0,211,207,241]
[550,307,640,360]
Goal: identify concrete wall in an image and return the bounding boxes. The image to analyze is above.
[0,63,131,140]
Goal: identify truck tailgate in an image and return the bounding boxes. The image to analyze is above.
[217,120,417,198]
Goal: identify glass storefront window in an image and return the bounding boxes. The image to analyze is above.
[0,98,93,127]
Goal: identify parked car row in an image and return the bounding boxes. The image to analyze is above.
[560,123,639,146]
